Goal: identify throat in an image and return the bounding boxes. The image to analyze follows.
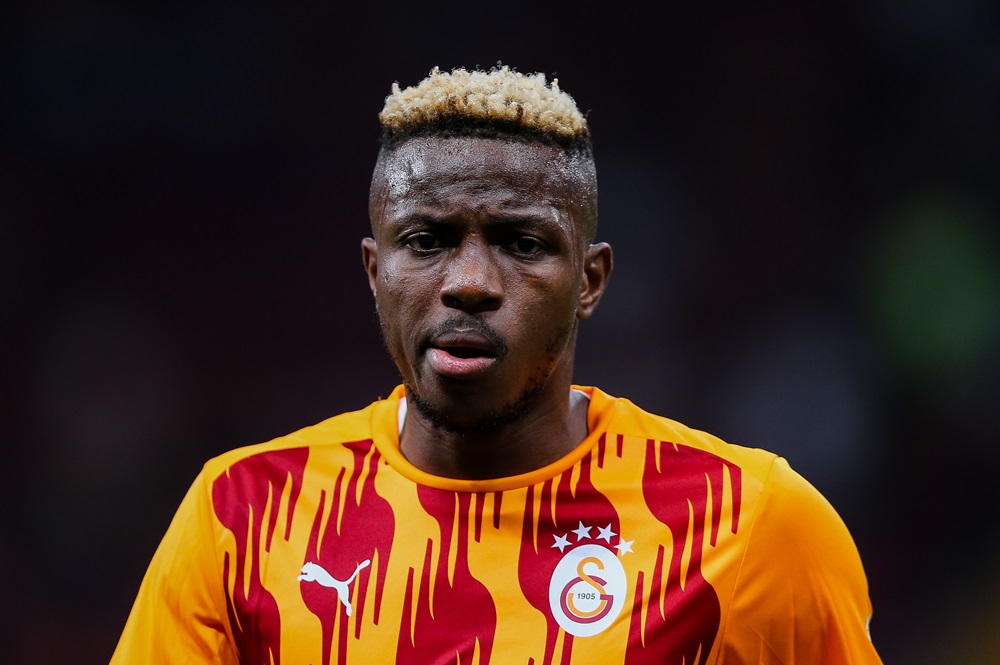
[396,389,591,480]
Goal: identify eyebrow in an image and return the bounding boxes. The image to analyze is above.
[394,212,562,231]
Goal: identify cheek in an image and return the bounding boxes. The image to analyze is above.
[503,276,580,346]
[379,252,444,307]
[513,269,581,312]
[375,264,426,344]
[375,253,408,303]
[378,253,400,286]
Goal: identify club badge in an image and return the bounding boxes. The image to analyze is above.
[548,521,631,637]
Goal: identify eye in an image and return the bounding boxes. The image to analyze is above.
[510,236,545,256]
[405,232,441,251]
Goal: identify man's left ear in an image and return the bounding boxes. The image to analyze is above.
[577,242,613,319]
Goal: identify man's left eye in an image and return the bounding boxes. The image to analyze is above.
[511,237,544,255]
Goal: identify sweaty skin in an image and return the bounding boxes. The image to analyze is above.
[363,136,612,480]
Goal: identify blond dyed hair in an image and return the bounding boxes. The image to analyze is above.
[378,65,591,153]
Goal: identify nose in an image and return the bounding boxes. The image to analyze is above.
[440,240,504,313]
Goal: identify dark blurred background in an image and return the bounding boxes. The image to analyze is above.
[2,2,998,663]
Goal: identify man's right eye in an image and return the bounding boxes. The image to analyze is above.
[405,233,441,251]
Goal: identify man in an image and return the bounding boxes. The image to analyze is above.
[112,65,882,664]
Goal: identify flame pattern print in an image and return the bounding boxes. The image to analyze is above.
[201,391,751,665]
[394,488,499,664]
[114,387,880,664]
[515,442,622,665]
[627,440,742,665]
[211,447,309,665]
[298,439,395,665]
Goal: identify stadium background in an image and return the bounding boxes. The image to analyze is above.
[2,3,998,662]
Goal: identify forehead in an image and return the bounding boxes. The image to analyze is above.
[373,136,587,216]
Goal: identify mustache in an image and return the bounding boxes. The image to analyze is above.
[424,315,509,359]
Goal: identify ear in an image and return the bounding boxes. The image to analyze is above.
[577,242,613,319]
[361,237,378,294]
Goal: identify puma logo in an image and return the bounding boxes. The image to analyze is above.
[297,560,371,616]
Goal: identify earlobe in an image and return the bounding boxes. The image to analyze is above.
[361,237,378,294]
[577,242,613,319]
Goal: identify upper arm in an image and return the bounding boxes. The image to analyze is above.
[110,469,236,664]
[719,457,882,665]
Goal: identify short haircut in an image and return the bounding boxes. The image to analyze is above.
[372,65,599,242]
[377,65,593,158]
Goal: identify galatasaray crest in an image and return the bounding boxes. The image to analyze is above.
[548,521,631,637]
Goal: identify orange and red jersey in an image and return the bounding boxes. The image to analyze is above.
[112,386,882,664]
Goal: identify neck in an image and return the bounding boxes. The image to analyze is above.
[398,384,590,481]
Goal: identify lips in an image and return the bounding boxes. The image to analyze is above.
[426,330,501,379]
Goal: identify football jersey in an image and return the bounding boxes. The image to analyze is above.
[111,385,882,664]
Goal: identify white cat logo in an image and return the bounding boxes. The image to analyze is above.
[297,559,371,616]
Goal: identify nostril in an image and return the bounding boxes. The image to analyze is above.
[440,268,504,311]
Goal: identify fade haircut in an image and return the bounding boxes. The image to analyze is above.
[373,65,598,240]
[378,65,592,157]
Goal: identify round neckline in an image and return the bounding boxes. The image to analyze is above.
[370,385,617,493]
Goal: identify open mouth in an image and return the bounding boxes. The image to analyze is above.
[423,324,507,379]
[441,346,494,359]
[426,340,499,378]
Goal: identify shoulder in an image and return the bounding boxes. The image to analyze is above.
[581,386,881,661]
[597,386,867,575]
[720,458,877,661]
[585,386,870,587]
[596,387,856,554]
[584,385,780,483]
[749,456,868,580]
[199,390,400,481]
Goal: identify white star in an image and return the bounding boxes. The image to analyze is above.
[572,521,592,541]
[615,538,634,556]
[597,524,616,543]
[551,533,571,553]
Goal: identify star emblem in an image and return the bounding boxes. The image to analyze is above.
[615,538,634,556]
[572,521,592,541]
[597,524,616,543]
[551,533,571,553]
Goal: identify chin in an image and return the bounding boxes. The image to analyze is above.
[406,380,544,434]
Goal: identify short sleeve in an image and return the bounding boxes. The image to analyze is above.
[719,457,883,664]
[110,468,237,664]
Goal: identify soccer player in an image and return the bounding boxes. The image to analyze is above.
[112,65,883,664]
